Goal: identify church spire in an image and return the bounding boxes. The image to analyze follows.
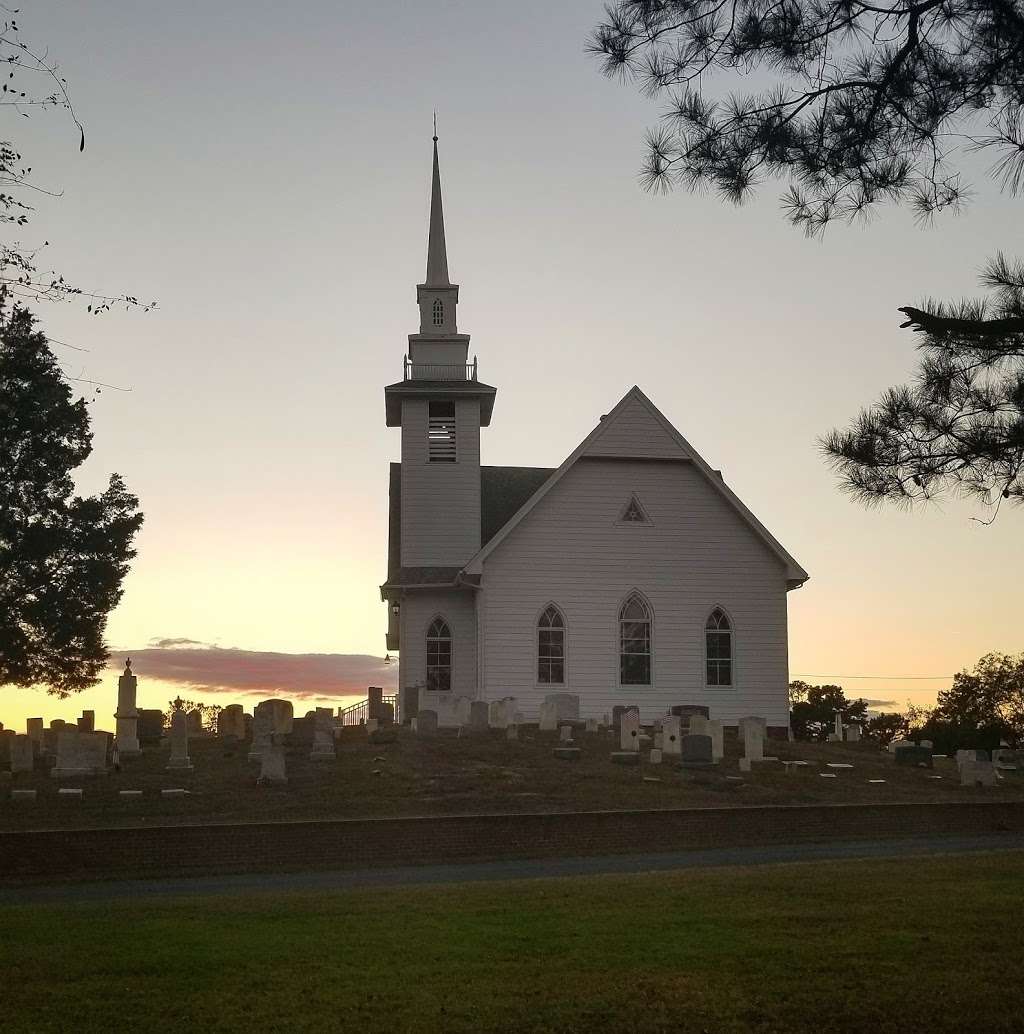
[425,122,450,287]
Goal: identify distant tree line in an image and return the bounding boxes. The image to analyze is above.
[790,651,1024,750]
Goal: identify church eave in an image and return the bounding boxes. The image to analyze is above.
[384,380,497,426]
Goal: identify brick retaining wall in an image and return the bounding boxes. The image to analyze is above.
[2,800,1022,884]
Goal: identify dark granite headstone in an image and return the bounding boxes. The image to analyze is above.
[367,686,384,721]
[137,709,164,744]
[681,733,714,768]
[894,745,933,768]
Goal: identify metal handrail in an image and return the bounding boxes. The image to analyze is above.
[403,356,477,382]
[338,694,399,726]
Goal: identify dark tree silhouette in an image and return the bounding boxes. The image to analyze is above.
[0,306,143,696]
[0,11,153,311]
[789,680,869,740]
[823,253,1024,510]
[589,0,1024,232]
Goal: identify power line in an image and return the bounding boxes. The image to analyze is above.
[791,674,952,680]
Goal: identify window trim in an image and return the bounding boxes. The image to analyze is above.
[614,493,653,527]
[432,297,444,327]
[427,400,457,463]
[617,590,654,689]
[703,605,735,689]
[535,602,567,688]
[425,614,453,693]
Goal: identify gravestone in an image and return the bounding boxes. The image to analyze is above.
[739,716,766,761]
[705,719,724,761]
[845,723,862,743]
[894,745,933,768]
[620,709,641,752]
[435,695,472,729]
[681,733,715,769]
[612,705,637,739]
[166,710,193,771]
[10,734,34,774]
[539,701,559,732]
[992,748,1023,770]
[249,699,294,761]
[888,738,913,754]
[506,723,518,741]
[217,704,246,741]
[543,693,580,721]
[488,697,517,730]
[186,710,203,736]
[11,789,37,801]
[379,702,395,725]
[559,725,573,743]
[960,759,998,787]
[649,748,663,765]
[0,729,13,766]
[469,701,490,731]
[114,659,140,755]
[585,718,598,734]
[137,709,164,745]
[78,710,95,733]
[44,720,66,756]
[26,718,44,749]
[367,686,384,721]
[553,747,581,761]
[662,717,683,758]
[258,736,287,784]
[689,715,710,737]
[52,729,109,778]
[670,705,710,730]
[415,710,438,735]
[310,708,336,760]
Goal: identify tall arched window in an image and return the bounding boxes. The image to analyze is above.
[426,617,452,692]
[705,608,732,686]
[432,298,444,326]
[537,605,565,685]
[619,593,652,685]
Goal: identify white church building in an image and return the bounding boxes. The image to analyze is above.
[381,136,809,735]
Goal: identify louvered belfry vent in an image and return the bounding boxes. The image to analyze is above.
[428,400,457,462]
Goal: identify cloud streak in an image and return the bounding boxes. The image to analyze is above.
[108,643,396,701]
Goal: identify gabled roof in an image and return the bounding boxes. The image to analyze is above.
[384,463,555,592]
[462,386,810,589]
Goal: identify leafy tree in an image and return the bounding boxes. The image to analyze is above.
[864,711,909,745]
[824,254,1024,511]
[590,0,1024,233]
[789,681,870,740]
[927,650,1024,744]
[162,698,222,732]
[0,306,143,696]
[0,11,152,311]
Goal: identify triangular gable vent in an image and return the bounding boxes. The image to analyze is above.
[619,495,650,524]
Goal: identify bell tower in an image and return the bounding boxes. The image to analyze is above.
[384,130,497,570]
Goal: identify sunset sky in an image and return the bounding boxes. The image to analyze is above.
[2,0,1021,731]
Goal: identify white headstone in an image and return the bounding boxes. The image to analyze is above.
[845,723,861,743]
[258,738,287,783]
[310,708,336,759]
[559,725,573,743]
[249,699,293,761]
[662,717,683,757]
[620,710,641,752]
[217,703,246,741]
[487,697,517,730]
[166,710,193,771]
[113,659,141,755]
[52,729,109,778]
[543,693,580,720]
[706,719,724,761]
[689,715,710,737]
[539,701,559,732]
[585,718,598,734]
[649,748,662,765]
[960,759,998,787]
[739,716,766,761]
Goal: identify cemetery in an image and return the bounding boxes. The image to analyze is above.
[2,677,1022,847]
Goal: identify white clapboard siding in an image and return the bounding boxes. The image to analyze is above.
[479,458,791,726]
[399,589,479,699]
[400,398,482,567]
[583,394,689,460]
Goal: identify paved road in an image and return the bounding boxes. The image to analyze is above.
[2,833,1022,905]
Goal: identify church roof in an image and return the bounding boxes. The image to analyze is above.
[462,386,810,590]
[384,379,497,426]
[424,135,450,287]
[383,463,555,591]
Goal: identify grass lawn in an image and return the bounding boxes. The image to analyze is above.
[2,852,1023,1033]
[3,726,1021,831]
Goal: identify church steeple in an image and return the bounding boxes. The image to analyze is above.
[415,126,461,339]
[425,130,450,287]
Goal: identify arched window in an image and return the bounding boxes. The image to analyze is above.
[432,298,444,326]
[426,617,452,692]
[537,605,565,685]
[619,593,652,685]
[705,608,732,686]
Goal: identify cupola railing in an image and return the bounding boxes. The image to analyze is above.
[403,356,478,382]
